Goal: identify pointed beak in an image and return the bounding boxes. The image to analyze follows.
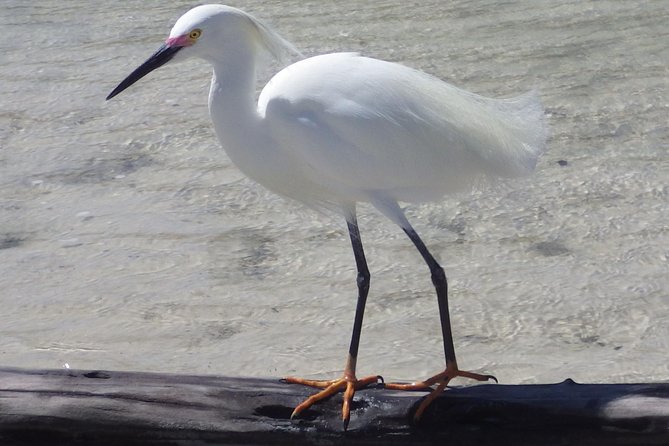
[106,43,182,100]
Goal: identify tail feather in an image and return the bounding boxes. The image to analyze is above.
[478,89,548,178]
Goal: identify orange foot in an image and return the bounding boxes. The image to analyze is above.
[283,374,382,429]
[384,364,497,421]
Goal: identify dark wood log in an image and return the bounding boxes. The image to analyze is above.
[1,367,668,445]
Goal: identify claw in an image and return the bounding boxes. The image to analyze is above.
[284,374,381,428]
[384,365,497,421]
[414,379,449,421]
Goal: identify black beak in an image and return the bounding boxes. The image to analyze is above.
[106,44,182,100]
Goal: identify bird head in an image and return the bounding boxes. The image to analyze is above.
[106,5,263,100]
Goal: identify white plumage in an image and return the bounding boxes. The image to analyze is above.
[107,4,547,428]
[156,4,547,219]
[259,53,546,206]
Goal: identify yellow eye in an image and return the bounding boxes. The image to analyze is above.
[189,29,202,40]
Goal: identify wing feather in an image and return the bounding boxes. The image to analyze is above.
[259,53,547,203]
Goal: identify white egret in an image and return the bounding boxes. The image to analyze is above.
[107,4,547,428]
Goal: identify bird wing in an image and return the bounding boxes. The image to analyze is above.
[259,53,546,203]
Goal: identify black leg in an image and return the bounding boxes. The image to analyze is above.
[285,209,492,426]
[344,216,371,374]
[282,213,381,429]
[365,201,494,420]
[403,225,457,366]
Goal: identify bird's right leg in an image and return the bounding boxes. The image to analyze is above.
[284,213,381,429]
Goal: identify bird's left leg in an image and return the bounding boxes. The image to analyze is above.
[284,214,381,429]
[384,222,496,420]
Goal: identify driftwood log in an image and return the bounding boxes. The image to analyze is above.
[0,367,668,445]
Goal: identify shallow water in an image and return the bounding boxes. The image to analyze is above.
[1,1,667,385]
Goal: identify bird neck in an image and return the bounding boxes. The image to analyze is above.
[208,43,258,120]
[207,44,278,184]
[208,38,264,148]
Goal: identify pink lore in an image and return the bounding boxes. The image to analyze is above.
[166,35,192,47]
